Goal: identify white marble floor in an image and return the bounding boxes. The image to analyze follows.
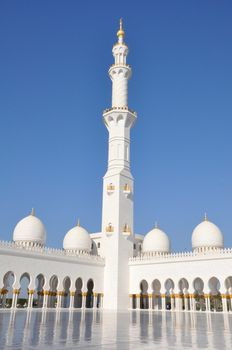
[0,309,231,349]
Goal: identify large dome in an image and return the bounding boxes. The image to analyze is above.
[143,226,171,254]
[13,209,46,246]
[192,216,224,251]
[63,222,91,252]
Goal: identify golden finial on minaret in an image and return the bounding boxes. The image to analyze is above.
[31,208,35,216]
[77,218,80,227]
[117,18,125,38]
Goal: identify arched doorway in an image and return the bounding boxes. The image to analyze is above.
[178,278,189,310]
[86,279,94,308]
[63,276,71,308]
[140,280,148,309]
[48,275,58,308]
[164,279,175,310]
[208,277,222,312]
[18,273,30,308]
[152,279,161,310]
[35,274,45,308]
[225,276,232,311]
[1,271,15,308]
[74,278,83,308]
[193,277,205,311]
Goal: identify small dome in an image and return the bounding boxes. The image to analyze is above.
[143,226,171,253]
[63,222,91,252]
[13,209,46,246]
[192,216,224,251]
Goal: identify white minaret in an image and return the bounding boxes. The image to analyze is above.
[102,19,137,310]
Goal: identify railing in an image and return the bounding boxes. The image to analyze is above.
[109,64,131,69]
[129,247,232,263]
[103,106,137,115]
[0,240,105,262]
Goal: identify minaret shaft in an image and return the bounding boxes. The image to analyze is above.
[102,20,137,310]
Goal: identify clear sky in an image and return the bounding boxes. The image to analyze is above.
[0,1,232,251]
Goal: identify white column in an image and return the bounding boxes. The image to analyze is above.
[170,290,175,311]
[161,293,166,311]
[56,292,62,309]
[184,294,189,311]
[205,294,210,312]
[100,293,103,308]
[28,290,34,308]
[175,294,181,311]
[82,292,86,310]
[148,293,152,310]
[136,294,140,310]
[93,293,97,309]
[69,291,75,309]
[42,291,49,309]
[189,295,194,311]
[222,294,228,312]
[1,289,7,308]
[12,289,20,308]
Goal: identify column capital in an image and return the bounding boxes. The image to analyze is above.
[175,293,183,298]
[57,291,65,296]
[28,289,35,295]
[0,288,8,295]
[70,291,75,297]
[13,289,20,295]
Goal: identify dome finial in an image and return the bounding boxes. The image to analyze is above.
[120,18,123,30]
[155,221,159,229]
[31,208,35,216]
[204,212,208,221]
[117,18,125,42]
[77,218,80,227]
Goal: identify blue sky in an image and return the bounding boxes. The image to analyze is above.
[0,1,231,251]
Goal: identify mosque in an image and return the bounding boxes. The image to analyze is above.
[0,20,232,313]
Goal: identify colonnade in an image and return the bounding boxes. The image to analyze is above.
[0,271,103,310]
[1,289,104,310]
[0,287,103,310]
[130,293,232,312]
[130,276,232,313]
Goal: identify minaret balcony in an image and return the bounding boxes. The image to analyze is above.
[103,106,137,116]
[122,224,131,236]
[109,63,131,69]
[107,184,115,194]
[105,224,114,235]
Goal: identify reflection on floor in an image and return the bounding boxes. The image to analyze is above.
[0,310,232,349]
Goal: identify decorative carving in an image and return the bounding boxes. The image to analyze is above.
[107,184,115,194]
[106,223,114,234]
[123,183,132,197]
[122,224,131,235]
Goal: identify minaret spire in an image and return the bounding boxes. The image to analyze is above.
[117,18,125,44]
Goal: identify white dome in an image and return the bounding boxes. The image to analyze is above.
[192,218,224,250]
[63,224,91,252]
[143,227,171,253]
[13,211,46,246]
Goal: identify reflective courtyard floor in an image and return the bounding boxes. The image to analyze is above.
[0,309,232,349]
